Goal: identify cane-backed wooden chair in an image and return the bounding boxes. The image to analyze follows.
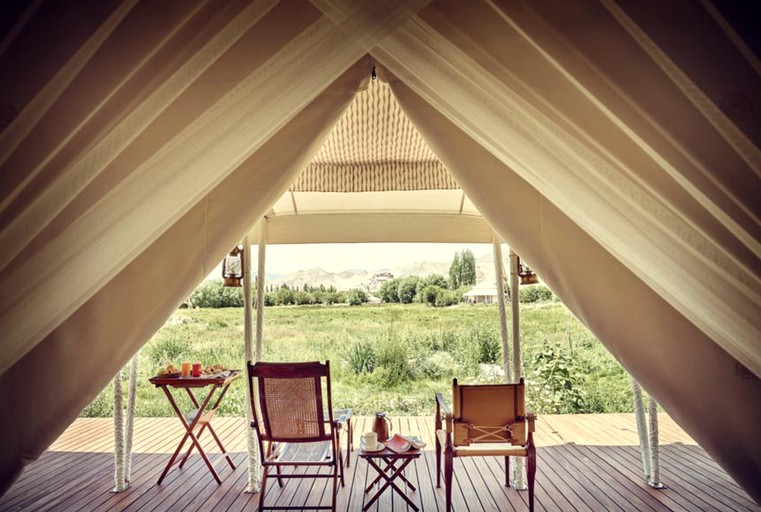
[435,377,536,511]
[247,361,343,511]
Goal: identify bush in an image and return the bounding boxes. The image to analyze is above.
[519,284,554,303]
[419,285,440,306]
[434,288,461,307]
[375,339,415,386]
[420,352,458,379]
[526,342,588,414]
[397,276,420,304]
[345,339,377,374]
[346,288,368,306]
[378,279,400,303]
[187,280,243,308]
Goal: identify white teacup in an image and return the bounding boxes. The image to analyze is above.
[362,432,378,451]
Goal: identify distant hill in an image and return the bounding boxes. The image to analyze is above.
[270,251,501,291]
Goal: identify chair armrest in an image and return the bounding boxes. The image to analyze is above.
[526,409,537,433]
[435,392,453,433]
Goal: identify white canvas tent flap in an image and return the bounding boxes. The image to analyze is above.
[0,0,759,502]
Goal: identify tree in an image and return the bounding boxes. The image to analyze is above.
[346,288,368,306]
[449,252,461,288]
[460,249,477,286]
[378,278,400,303]
[397,276,420,304]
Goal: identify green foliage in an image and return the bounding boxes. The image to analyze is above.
[519,284,555,303]
[345,339,376,374]
[526,342,588,414]
[434,288,461,307]
[187,280,243,308]
[79,302,634,417]
[378,278,401,303]
[449,252,461,288]
[346,288,368,306]
[397,276,420,304]
[374,338,415,386]
[419,285,441,306]
[449,250,476,288]
[420,352,458,379]
[459,249,477,286]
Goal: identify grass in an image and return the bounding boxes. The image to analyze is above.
[81,302,635,418]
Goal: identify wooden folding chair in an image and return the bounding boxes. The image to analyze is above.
[435,377,537,511]
[247,361,343,511]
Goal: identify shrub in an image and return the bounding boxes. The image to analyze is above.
[345,339,376,374]
[346,288,368,306]
[397,276,420,304]
[375,339,415,385]
[419,285,441,306]
[434,288,460,307]
[526,342,588,413]
[186,280,243,308]
[421,352,458,379]
[519,284,555,303]
[378,279,400,303]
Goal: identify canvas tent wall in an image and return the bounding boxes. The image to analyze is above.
[0,0,759,502]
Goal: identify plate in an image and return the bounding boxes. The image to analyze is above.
[158,372,181,378]
[361,442,385,453]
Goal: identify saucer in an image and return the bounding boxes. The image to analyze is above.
[361,442,385,453]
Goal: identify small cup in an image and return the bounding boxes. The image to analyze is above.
[363,432,378,451]
[180,361,191,377]
[192,362,202,377]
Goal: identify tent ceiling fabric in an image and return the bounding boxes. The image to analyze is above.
[291,78,458,192]
[0,0,759,502]
[268,78,489,243]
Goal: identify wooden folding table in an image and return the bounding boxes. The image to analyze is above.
[149,370,240,485]
[360,445,421,511]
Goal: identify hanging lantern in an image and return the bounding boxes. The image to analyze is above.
[517,256,539,285]
[222,245,244,287]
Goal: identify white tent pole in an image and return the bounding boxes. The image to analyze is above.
[112,367,126,492]
[648,396,665,488]
[255,219,266,363]
[631,377,652,481]
[492,233,511,383]
[509,250,522,382]
[509,248,527,489]
[243,230,260,493]
[124,353,139,484]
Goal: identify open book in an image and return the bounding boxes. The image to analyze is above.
[385,434,427,453]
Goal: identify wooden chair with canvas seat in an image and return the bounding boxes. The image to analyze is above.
[247,361,344,511]
[435,377,537,511]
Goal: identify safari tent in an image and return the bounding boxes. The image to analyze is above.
[0,0,759,504]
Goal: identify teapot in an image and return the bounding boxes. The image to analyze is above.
[372,412,392,441]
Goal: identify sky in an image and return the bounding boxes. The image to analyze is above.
[209,242,493,278]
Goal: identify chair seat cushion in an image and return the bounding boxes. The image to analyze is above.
[269,441,332,463]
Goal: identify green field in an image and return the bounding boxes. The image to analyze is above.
[82,302,635,418]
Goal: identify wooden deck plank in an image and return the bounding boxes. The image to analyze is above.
[1,415,759,512]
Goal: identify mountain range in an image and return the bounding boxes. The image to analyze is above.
[269,252,501,291]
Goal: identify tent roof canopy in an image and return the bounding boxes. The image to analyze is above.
[266,78,491,243]
[0,0,759,502]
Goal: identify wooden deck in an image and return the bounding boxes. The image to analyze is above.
[2,414,758,511]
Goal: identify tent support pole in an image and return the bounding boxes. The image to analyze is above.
[112,354,139,493]
[243,233,259,493]
[124,353,139,485]
[112,367,126,492]
[509,248,527,489]
[631,377,665,488]
[492,234,511,383]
